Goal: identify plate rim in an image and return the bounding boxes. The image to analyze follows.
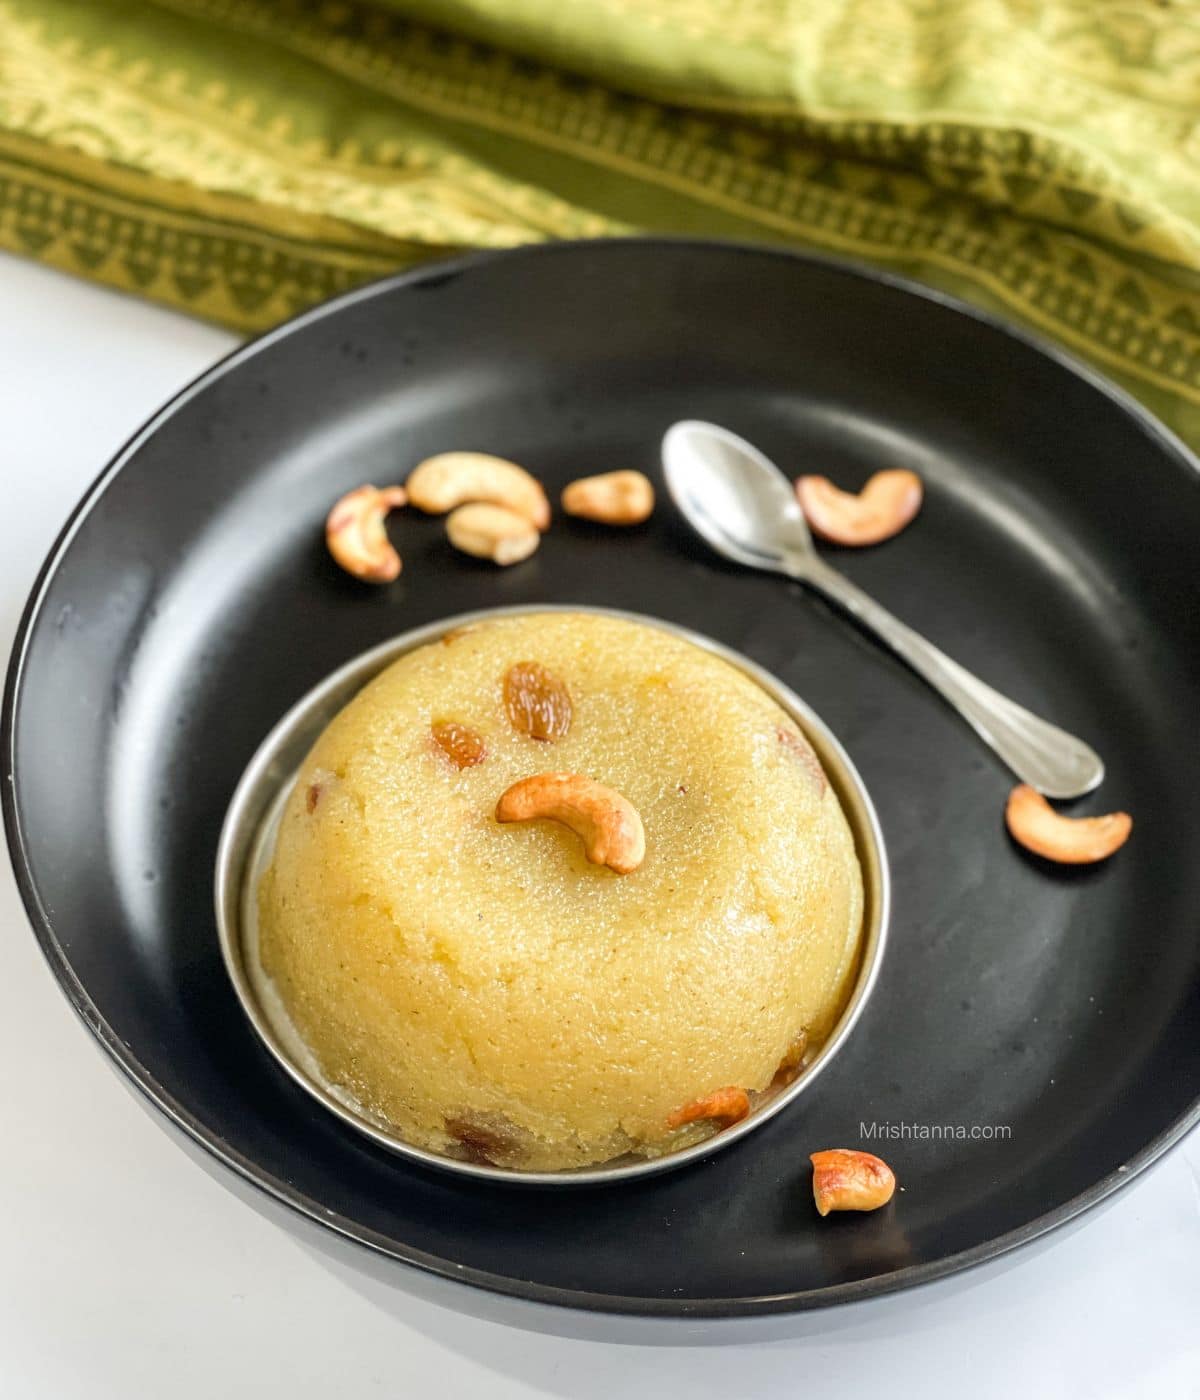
[4,236,1200,1317]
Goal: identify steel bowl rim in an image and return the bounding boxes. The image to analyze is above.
[214,602,891,1186]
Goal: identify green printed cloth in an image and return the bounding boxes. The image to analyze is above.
[3,0,1200,446]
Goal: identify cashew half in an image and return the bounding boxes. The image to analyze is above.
[796,469,923,546]
[666,1086,751,1131]
[325,484,407,582]
[407,452,551,529]
[495,773,645,874]
[811,1149,896,1216]
[1005,784,1132,864]
[562,470,655,525]
[446,503,540,566]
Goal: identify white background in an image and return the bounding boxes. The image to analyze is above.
[2,253,1197,1397]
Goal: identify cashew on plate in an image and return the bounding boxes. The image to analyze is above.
[796,469,923,546]
[1005,784,1132,864]
[561,470,655,525]
[811,1149,896,1216]
[495,773,645,874]
[446,503,540,566]
[407,452,552,530]
[325,484,408,582]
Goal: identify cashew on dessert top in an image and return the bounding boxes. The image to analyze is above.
[257,612,864,1172]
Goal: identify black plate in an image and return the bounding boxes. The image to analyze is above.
[5,240,1200,1317]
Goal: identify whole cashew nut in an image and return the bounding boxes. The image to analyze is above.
[446,503,540,566]
[325,484,408,582]
[561,470,655,525]
[811,1149,896,1215]
[1005,784,1132,864]
[796,469,923,546]
[407,452,551,529]
[666,1086,751,1131]
[495,773,646,874]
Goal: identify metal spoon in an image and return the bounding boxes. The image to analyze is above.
[662,420,1103,798]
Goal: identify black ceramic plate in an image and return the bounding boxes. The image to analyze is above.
[5,240,1200,1317]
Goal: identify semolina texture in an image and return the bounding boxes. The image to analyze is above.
[258,612,863,1170]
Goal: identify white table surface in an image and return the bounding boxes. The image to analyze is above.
[2,253,1197,1398]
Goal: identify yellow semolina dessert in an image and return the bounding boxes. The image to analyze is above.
[257,612,864,1171]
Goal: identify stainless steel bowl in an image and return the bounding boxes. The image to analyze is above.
[214,605,890,1185]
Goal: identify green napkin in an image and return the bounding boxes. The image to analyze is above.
[3,0,1199,446]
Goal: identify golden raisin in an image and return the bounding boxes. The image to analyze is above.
[503,661,573,742]
[773,1028,809,1086]
[431,720,487,769]
[444,1111,523,1165]
[776,724,827,796]
[305,770,336,813]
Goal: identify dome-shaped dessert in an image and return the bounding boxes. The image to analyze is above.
[258,612,863,1171]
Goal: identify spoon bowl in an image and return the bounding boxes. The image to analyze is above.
[663,420,814,574]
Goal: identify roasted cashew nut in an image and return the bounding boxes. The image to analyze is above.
[495,773,645,874]
[796,469,923,546]
[811,1149,896,1216]
[325,484,407,582]
[407,452,551,529]
[1005,784,1132,864]
[445,503,540,565]
[561,470,655,525]
[666,1086,751,1131]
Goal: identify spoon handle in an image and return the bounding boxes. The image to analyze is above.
[795,557,1104,799]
